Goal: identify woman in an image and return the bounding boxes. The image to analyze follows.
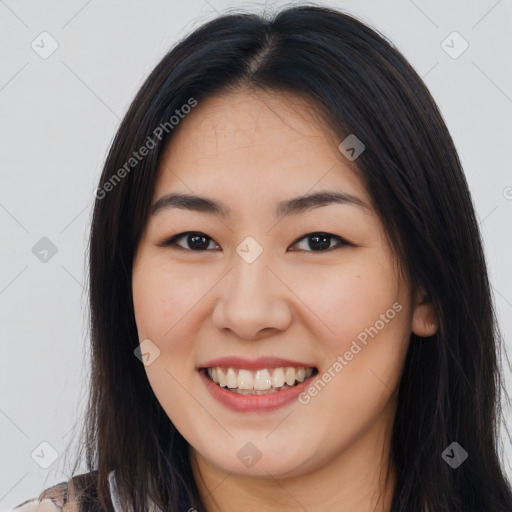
[10,4,512,512]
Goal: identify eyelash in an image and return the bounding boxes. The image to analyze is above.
[157,231,353,253]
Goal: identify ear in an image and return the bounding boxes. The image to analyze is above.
[411,286,438,337]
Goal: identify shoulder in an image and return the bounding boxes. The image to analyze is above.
[7,471,100,512]
[8,480,67,511]
[8,498,62,511]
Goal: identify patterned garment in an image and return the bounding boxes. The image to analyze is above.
[5,470,163,512]
[8,480,68,512]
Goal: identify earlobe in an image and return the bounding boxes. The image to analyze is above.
[411,287,438,337]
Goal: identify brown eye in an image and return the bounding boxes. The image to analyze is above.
[159,231,352,253]
[159,232,220,251]
[289,232,351,252]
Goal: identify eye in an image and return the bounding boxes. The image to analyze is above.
[158,231,220,251]
[289,232,352,252]
[158,231,351,252]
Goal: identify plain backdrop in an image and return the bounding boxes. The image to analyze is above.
[1,0,511,508]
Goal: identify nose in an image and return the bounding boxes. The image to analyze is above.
[211,250,293,341]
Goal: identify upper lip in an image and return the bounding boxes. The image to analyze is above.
[198,356,317,371]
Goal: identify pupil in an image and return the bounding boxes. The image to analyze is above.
[189,234,208,250]
[310,234,330,250]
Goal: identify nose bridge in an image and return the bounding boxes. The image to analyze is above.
[229,234,272,292]
[212,237,291,339]
[228,240,275,307]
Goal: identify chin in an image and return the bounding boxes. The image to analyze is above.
[193,433,324,479]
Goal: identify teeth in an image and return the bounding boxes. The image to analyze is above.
[285,367,296,386]
[206,366,314,392]
[254,369,272,390]
[226,368,238,389]
[217,368,227,387]
[237,369,253,389]
[271,367,286,388]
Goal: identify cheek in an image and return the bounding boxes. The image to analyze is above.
[295,256,403,351]
[132,258,207,338]
[132,258,206,427]
[295,258,411,421]
[295,255,411,414]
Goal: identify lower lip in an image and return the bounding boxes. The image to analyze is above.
[199,369,316,412]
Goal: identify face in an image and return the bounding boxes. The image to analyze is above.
[131,88,435,479]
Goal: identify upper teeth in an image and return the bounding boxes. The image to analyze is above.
[207,366,314,390]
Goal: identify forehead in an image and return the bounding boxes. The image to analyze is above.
[154,88,369,211]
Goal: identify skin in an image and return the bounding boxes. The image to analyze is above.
[131,88,438,512]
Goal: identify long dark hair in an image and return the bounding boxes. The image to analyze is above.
[68,4,512,511]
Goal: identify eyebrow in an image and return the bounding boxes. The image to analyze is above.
[151,190,370,218]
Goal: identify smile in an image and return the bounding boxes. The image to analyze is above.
[198,356,319,411]
[206,366,317,395]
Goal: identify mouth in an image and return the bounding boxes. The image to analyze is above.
[199,365,319,395]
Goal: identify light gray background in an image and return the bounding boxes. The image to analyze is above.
[1,0,511,508]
